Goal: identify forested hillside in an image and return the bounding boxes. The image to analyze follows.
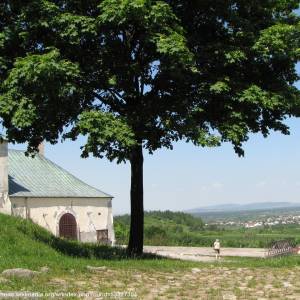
[114,211,300,248]
[115,211,205,246]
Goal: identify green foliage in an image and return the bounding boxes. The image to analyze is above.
[0,0,299,254]
[254,23,300,61]
[0,49,83,151]
[0,212,161,265]
[115,211,300,248]
[72,110,136,162]
[115,211,206,245]
[1,210,300,289]
[209,81,231,94]
[0,0,298,156]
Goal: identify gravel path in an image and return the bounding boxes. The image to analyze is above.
[45,266,300,299]
[143,246,266,262]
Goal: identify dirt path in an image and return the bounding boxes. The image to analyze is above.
[143,246,266,262]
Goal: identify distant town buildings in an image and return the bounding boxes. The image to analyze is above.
[206,214,300,228]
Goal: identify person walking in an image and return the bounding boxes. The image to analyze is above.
[213,239,221,260]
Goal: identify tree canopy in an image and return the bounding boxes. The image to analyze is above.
[1,0,299,155]
[0,0,299,254]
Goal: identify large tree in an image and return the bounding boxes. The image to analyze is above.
[0,0,299,255]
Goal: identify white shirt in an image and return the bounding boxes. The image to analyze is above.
[214,241,220,250]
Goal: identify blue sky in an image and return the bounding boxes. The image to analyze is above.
[10,65,300,215]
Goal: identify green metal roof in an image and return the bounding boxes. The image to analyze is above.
[8,149,112,198]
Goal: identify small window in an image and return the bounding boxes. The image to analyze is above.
[97,229,109,244]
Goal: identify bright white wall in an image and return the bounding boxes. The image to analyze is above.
[10,197,114,243]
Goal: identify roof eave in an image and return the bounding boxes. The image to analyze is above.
[9,195,114,199]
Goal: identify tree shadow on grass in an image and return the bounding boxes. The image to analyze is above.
[17,218,160,260]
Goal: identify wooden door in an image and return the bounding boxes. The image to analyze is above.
[59,213,77,240]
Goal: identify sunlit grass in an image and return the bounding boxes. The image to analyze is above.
[1,212,300,296]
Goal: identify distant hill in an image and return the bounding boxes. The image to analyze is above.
[114,210,300,248]
[187,202,300,213]
[114,210,205,245]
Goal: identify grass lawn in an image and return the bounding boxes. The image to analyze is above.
[1,213,300,299]
[115,211,300,248]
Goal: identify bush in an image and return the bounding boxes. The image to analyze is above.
[16,217,158,260]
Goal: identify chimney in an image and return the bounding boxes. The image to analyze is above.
[38,142,45,156]
[0,140,8,195]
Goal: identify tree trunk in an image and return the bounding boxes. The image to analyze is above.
[127,144,144,256]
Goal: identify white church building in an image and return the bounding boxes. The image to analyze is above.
[0,140,115,244]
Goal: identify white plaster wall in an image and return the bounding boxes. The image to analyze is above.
[10,197,115,244]
[0,141,10,215]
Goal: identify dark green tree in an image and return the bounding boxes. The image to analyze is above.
[0,0,299,255]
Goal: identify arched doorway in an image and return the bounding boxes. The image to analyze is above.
[59,213,77,240]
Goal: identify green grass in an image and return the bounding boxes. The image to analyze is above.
[0,212,208,296]
[1,212,299,271]
[223,255,300,268]
[1,212,300,298]
[0,212,203,273]
[115,211,300,248]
